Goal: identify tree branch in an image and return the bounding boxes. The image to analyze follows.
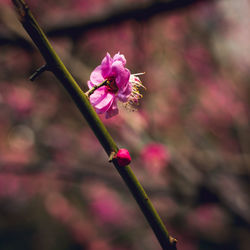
[2,0,211,47]
[46,0,210,38]
[11,0,177,249]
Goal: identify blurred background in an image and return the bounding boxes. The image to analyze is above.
[0,0,250,249]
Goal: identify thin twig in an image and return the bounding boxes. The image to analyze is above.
[85,79,107,97]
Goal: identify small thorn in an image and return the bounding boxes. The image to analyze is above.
[29,64,48,81]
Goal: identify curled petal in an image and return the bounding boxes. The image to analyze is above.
[93,91,115,114]
[89,86,107,105]
[90,65,105,86]
[101,52,112,79]
[117,83,132,102]
[116,68,130,90]
[113,52,126,66]
[111,61,130,89]
[105,99,119,118]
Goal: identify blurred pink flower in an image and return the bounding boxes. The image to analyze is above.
[6,86,33,115]
[0,125,35,167]
[163,15,187,42]
[186,204,229,239]
[194,80,245,127]
[88,240,111,250]
[73,0,111,15]
[0,174,20,198]
[0,0,11,6]
[141,143,170,175]
[45,193,76,224]
[88,52,131,118]
[184,44,212,76]
[45,192,97,246]
[86,184,129,226]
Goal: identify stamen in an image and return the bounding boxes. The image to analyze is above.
[133,72,146,76]
[106,77,118,93]
[124,73,145,112]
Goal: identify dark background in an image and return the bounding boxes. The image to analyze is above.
[0,0,249,249]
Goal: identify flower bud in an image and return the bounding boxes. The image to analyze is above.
[116,148,131,167]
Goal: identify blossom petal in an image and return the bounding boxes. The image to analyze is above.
[111,61,130,89]
[90,65,105,86]
[89,86,107,105]
[113,52,126,66]
[118,83,132,102]
[105,99,119,118]
[88,80,95,89]
[101,52,112,79]
[94,91,115,114]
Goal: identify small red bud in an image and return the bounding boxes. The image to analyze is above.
[116,148,131,167]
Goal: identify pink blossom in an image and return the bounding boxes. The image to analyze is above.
[88,52,131,118]
[87,53,145,118]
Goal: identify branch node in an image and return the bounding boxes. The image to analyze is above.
[170,236,178,249]
[108,151,117,162]
[29,64,49,81]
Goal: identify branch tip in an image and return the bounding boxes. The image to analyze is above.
[12,0,29,21]
[170,236,178,249]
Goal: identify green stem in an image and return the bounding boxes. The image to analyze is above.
[12,1,177,249]
[85,79,107,97]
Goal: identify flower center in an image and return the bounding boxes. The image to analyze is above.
[106,77,118,93]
